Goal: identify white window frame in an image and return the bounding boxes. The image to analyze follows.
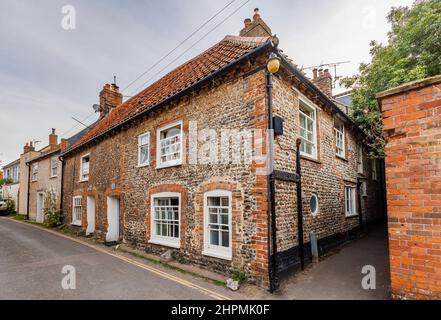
[334,122,345,158]
[72,196,82,226]
[156,120,183,169]
[137,132,150,167]
[149,192,181,248]
[80,154,90,182]
[50,156,58,178]
[203,190,233,260]
[357,145,364,174]
[31,163,38,182]
[345,186,357,217]
[299,97,318,159]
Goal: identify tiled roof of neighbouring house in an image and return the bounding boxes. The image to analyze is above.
[66,119,101,146]
[66,35,271,154]
[26,145,61,164]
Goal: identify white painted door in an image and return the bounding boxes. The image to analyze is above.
[86,196,95,235]
[106,197,120,242]
[36,193,44,223]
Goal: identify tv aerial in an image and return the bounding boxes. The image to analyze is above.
[302,61,350,88]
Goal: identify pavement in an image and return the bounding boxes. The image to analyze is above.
[276,223,391,300]
[0,217,245,300]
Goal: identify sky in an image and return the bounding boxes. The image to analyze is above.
[0,0,414,166]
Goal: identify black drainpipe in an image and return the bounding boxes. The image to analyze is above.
[357,177,364,232]
[26,162,31,220]
[59,156,65,223]
[295,138,305,270]
[266,71,279,293]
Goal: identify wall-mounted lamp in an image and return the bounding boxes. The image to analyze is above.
[267,52,281,74]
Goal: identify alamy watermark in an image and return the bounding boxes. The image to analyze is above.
[61,265,76,290]
[61,5,76,30]
[361,6,377,30]
[361,265,376,290]
[186,121,272,176]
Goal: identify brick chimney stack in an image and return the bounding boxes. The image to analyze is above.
[239,8,272,37]
[23,141,35,154]
[49,128,58,146]
[99,83,123,119]
[312,68,333,97]
[60,138,70,151]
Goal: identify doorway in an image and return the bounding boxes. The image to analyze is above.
[106,196,120,243]
[86,196,95,235]
[36,192,44,223]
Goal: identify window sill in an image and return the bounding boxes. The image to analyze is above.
[149,238,180,249]
[336,155,348,162]
[156,161,182,170]
[345,214,358,219]
[300,155,321,164]
[71,222,82,227]
[202,250,232,261]
[50,176,58,179]
[137,163,150,168]
[79,179,89,183]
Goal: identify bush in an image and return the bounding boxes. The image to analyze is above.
[45,209,62,228]
[44,190,62,227]
[5,198,16,215]
[231,268,248,284]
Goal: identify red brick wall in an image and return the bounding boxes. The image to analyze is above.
[379,76,441,300]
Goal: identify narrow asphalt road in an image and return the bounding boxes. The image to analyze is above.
[0,217,230,300]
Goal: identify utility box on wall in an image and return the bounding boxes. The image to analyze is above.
[273,116,284,136]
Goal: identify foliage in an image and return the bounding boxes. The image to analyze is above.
[0,178,13,187]
[231,268,248,284]
[5,198,16,215]
[44,190,62,227]
[341,0,441,157]
[12,213,25,221]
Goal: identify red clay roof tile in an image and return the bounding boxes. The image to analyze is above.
[69,35,270,153]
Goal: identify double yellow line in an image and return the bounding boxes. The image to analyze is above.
[7,218,231,300]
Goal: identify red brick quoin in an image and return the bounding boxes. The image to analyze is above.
[377,75,441,300]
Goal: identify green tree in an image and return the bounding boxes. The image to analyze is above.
[342,0,441,157]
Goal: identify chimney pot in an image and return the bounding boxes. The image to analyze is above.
[312,68,318,79]
[239,8,271,37]
[253,8,260,21]
[24,141,35,153]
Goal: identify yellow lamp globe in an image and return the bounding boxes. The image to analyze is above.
[267,53,281,74]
